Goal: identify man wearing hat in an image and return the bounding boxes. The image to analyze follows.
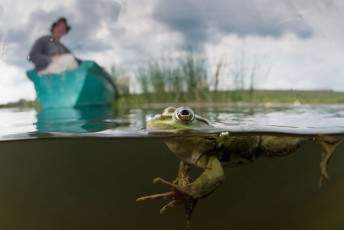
[28,17,80,74]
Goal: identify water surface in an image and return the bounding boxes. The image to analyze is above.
[1,103,344,140]
[0,103,344,230]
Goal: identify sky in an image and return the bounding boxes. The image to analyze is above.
[0,0,344,104]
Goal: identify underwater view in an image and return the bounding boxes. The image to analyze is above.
[0,103,344,230]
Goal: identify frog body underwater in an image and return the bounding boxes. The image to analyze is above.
[137,107,343,225]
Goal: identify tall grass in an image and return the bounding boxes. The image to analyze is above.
[132,46,211,102]
[110,65,130,97]
[111,46,269,104]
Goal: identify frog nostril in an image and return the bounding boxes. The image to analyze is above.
[163,107,176,115]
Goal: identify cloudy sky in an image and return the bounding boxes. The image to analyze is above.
[0,0,343,104]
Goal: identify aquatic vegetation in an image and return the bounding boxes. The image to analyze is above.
[108,44,344,105]
[137,107,343,226]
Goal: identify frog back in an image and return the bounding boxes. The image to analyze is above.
[217,135,260,165]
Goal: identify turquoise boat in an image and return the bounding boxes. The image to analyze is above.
[27,61,116,109]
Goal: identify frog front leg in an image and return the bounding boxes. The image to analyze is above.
[137,155,225,225]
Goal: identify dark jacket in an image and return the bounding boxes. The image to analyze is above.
[28,35,74,71]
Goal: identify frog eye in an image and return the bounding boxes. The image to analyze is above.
[174,107,195,124]
[163,107,176,115]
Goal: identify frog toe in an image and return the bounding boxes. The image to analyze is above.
[136,177,198,226]
[136,191,173,201]
[153,177,191,195]
[160,200,183,214]
[137,177,194,202]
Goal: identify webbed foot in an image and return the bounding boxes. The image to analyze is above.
[136,177,198,227]
[137,156,225,226]
[314,136,343,188]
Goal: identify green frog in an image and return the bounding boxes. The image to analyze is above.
[137,106,342,225]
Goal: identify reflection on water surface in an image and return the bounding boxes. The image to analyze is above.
[0,103,344,140]
[35,106,118,133]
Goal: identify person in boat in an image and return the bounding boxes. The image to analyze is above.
[28,17,81,74]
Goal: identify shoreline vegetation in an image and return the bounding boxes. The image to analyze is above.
[1,89,344,109]
[111,46,344,106]
[114,89,344,105]
[2,47,344,109]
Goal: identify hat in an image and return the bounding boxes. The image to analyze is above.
[50,17,71,33]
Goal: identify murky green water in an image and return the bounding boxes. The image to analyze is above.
[0,103,344,229]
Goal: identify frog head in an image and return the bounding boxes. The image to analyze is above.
[146,107,212,130]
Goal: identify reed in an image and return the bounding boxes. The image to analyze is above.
[129,46,216,103]
[110,47,284,104]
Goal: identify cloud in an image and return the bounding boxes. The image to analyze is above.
[203,32,344,91]
[65,0,122,51]
[1,0,123,66]
[152,0,313,42]
[0,61,36,104]
[0,5,3,20]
